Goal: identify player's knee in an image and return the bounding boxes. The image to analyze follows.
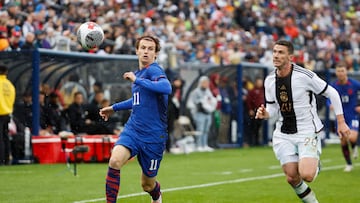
[301,172,315,183]
[108,156,122,169]
[286,175,300,186]
[141,182,154,192]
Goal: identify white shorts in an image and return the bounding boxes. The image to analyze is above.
[272,129,322,165]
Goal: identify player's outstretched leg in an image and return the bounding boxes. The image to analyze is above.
[285,162,319,203]
[148,181,162,203]
[341,144,353,172]
[105,145,132,203]
[293,180,318,203]
[349,130,359,160]
[141,174,162,203]
[106,167,120,203]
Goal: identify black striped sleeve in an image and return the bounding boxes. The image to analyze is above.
[318,83,328,95]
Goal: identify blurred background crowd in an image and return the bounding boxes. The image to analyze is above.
[0,0,359,71]
[0,0,359,156]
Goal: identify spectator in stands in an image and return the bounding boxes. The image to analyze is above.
[246,77,265,146]
[0,0,358,74]
[86,90,111,134]
[45,27,57,49]
[13,91,32,128]
[34,30,51,49]
[0,26,10,51]
[187,76,217,152]
[86,90,104,123]
[39,91,49,135]
[217,76,232,145]
[88,81,103,104]
[242,76,253,147]
[0,64,15,165]
[59,73,87,108]
[209,73,222,148]
[167,76,184,152]
[20,32,35,50]
[22,14,35,37]
[6,2,19,19]
[44,92,66,134]
[67,91,89,135]
[54,30,72,52]
[8,30,22,51]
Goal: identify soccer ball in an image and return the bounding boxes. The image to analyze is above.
[77,22,104,50]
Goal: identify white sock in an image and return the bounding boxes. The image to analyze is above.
[293,181,318,203]
[302,191,319,203]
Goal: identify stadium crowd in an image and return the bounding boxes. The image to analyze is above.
[1,0,360,156]
[0,0,359,71]
[12,79,122,136]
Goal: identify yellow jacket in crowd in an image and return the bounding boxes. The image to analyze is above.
[0,75,15,115]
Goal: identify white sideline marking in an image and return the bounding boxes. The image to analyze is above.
[73,163,360,203]
[220,171,233,175]
[268,165,281,170]
[321,159,332,163]
[0,171,33,174]
[239,169,253,173]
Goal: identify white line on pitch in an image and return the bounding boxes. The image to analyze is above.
[268,165,281,170]
[239,169,253,173]
[73,163,360,203]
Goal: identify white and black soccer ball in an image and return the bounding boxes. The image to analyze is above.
[77,22,104,50]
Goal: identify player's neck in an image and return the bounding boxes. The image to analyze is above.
[276,63,292,77]
[339,78,348,84]
[139,61,154,70]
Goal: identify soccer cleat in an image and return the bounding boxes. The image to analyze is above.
[152,194,162,203]
[353,146,358,159]
[344,164,353,172]
[196,147,206,152]
[204,146,215,152]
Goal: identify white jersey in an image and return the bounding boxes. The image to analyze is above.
[265,64,326,134]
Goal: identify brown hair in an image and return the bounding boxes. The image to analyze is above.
[335,61,347,69]
[0,64,8,74]
[135,35,161,52]
[73,91,83,98]
[274,40,294,55]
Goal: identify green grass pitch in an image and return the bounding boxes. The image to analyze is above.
[0,144,359,203]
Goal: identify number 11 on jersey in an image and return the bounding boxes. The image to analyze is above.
[149,159,158,170]
[133,92,140,105]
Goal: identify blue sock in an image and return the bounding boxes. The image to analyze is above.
[341,144,352,165]
[106,167,120,203]
[148,181,161,201]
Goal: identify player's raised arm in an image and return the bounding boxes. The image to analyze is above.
[134,76,171,94]
[123,69,172,95]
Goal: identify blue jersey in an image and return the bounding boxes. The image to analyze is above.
[331,78,360,127]
[113,62,172,143]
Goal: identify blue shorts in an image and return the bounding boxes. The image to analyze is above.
[115,130,165,177]
[348,119,359,131]
[336,118,359,132]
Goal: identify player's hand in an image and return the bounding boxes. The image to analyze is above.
[255,104,269,120]
[99,106,114,121]
[336,115,351,139]
[338,123,351,139]
[123,72,136,82]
